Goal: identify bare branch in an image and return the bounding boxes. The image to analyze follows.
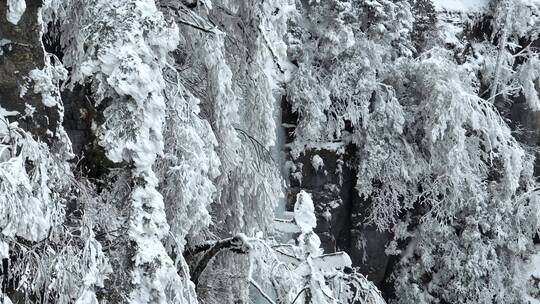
[176,19,215,33]
[160,4,216,33]
[186,234,250,287]
[257,25,285,74]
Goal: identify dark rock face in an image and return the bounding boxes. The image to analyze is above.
[508,95,540,174]
[282,98,392,287]
[286,146,351,254]
[61,86,95,156]
[1,2,100,172]
[0,0,61,142]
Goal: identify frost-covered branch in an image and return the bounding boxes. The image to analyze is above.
[188,234,251,286]
[250,279,277,304]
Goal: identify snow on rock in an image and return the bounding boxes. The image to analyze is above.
[311,154,324,171]
[273,218,301,233]
[0,106,18,120]
[295,252,352,276]
[0,241,8,259]
[66,0,180,167]
[294,190,322,256]
[6,0,26,25]
[314,252,352,272]
[29,62,68,108]
[294,190,317,233]
[432,0,489,13]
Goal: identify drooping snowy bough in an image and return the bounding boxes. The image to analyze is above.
[187,190,386,304]
[285,0,540,303]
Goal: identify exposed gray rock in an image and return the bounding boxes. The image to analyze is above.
[0,0,61,142]
[283,99,392,287]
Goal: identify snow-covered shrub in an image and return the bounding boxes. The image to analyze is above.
[248,190,386,304]
[0,119,64,243]
[0,107,111,304]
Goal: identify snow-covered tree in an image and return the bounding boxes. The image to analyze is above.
[5,0,382,303]
[3,0,540,303]
[284,0,540,303]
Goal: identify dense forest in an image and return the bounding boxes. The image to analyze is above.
[2,0,540,303]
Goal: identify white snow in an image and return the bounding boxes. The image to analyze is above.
[273,218,301,233]
[23,103,34,118]
[293,191,322,256]
[0,241,8,259]
[0,39,11,56]
[294,190,317,233]
[7,0,26,25]
[0,295,13,304]
[432,0,489,13]
[273,212,297,233]
[311,154,324,171]
[19,83,28,98]
[28,63,68,107]
[0,105,18,119]
[295,252,352,276]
